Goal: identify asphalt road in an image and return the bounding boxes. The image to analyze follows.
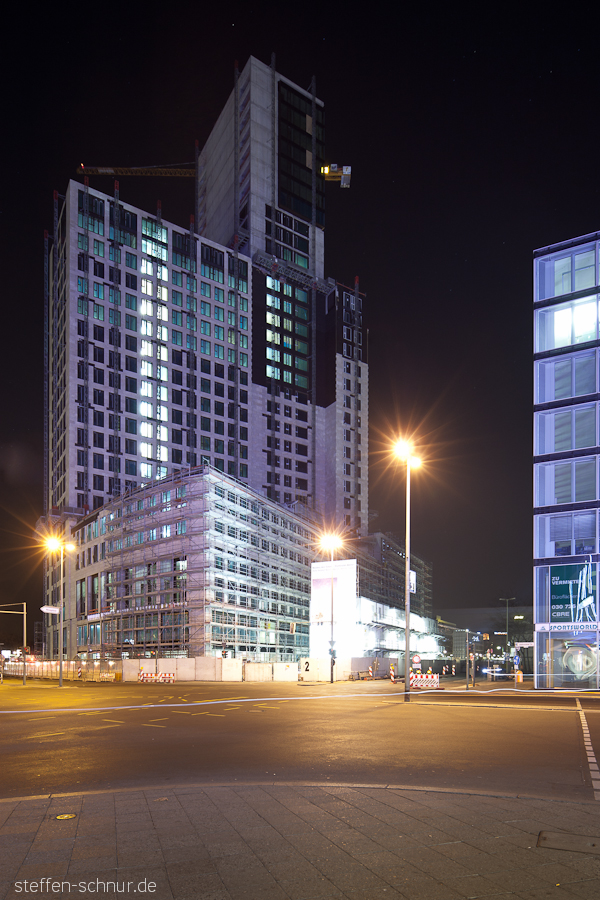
[1,678,599,802]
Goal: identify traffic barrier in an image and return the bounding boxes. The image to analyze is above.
[389,664,395,684]
[138,672,175,683]
[410,673,439,689]
[368,666,373,678]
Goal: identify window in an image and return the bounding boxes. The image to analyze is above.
[125,314,137,332]
[535,404,597,454]
[214,344,224,359]
[536,297,598,352]
[93,453,104,470]
[537,246,597,301]
[535,351,596,403]
[172,330,183,346]
[535,458,597,505]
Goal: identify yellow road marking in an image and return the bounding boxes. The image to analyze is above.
[191,712,208,716]
[172,711,191,714]
[28,717,56,721]
[103,719,125,724]
[142,724,166,728]
[149,718,169,722]
[206,714,225,717]
[224,707,241,710]
[29,732,65,738]
[256,705,279,709]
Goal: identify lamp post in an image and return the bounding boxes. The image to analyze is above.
[500,597,516,669]
[43,537,75,687]
[319,534,343,684]
[393,440,422,703]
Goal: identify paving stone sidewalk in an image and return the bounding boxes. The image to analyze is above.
[2,783,600,900]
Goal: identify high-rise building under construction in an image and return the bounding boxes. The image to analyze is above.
[41,56,370,661]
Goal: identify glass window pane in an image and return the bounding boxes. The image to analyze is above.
[575,407,596,449]
[554,359,572,400]
[574,251,595,292]
[575,459,596,501]
[574,355,596,395]
[554,463,572,504]
[554,412,572,452]
[555,256,572,295]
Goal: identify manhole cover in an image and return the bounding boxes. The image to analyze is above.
[55,814,77,820]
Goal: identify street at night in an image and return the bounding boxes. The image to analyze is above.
[1,680,599,802]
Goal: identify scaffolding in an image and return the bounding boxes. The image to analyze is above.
[69,466,316,663]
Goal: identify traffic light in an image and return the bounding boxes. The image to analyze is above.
[222,650,228,659]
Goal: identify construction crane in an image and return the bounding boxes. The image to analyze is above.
[321,164,351,188]
[76,163,195,178]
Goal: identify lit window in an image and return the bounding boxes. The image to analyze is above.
[140,401,154,418]
[141,381,153,397]
[140,299,154,316]
[141,278,153,296]
[140,443,153,458]
[141,340,153,356]
[140,422,154,438]
[141,361,153,378]
[141,320,153,336]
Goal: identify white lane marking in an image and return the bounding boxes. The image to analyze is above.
[576,698,600,801]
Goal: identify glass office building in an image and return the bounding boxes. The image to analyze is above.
[534,234,600,687]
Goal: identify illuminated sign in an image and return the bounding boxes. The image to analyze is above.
[550,562,597,624]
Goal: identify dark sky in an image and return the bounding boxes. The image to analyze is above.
[2,3,600,642]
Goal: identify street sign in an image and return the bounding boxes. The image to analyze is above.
[412,655,421,664]
[41,606,60,614]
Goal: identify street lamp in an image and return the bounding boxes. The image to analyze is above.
[500,597,516,668]
[319,534,343,684]
[393,439,422,702]
[43,537,75,687]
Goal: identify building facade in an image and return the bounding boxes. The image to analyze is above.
[198,55,368,533]
[41,56,433,662]
[534,233,600,688]
[44,467,315,662]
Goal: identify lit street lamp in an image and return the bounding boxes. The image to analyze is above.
[319,534,343,684]
[393,439,422,702]
[43,537,75,687]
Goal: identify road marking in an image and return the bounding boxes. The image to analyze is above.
[28,717,57,721]
[171,711,191,715]
[255,705,279,709]
[102,719,125,724]
[224,707,241,710]
[149,718,168,722]
[28,732,65,738]
[206,714,225,717]
[142,724,166,728]
[576,699,600,801]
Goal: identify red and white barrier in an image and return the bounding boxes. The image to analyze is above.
[389,664,395,684]
[410,672,439,689]
[138,672,175,683]
[368,666,373,678]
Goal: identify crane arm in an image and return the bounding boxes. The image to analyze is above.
[77,165,195,177]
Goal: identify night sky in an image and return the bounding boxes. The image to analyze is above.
[3,4,600,643]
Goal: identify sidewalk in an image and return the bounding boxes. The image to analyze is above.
[2,782,600,900]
